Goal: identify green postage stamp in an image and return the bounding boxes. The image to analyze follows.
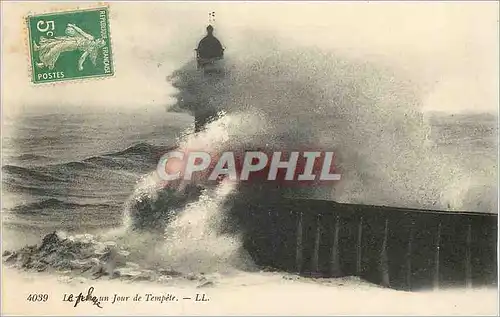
[27,7,114,84]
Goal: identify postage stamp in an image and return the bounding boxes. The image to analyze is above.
[27,7,114,84]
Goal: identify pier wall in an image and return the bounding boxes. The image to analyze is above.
[235,199,497,291]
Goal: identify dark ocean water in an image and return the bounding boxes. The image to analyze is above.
[2,109,193,249]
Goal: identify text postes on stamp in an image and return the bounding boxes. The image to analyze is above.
[27,7,114,84]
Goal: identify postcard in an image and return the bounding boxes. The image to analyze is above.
[2,1,498,315]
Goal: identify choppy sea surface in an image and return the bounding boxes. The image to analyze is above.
[2,109,193,249]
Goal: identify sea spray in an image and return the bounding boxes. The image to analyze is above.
[117,180,254,275]
[118,121,263,274]
[154,181,254,274]
[124,111,269,232]
[168,42,496,212]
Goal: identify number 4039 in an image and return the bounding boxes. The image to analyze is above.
[27,294,49,302]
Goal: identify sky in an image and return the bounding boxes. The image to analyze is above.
[2,1,498,117]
